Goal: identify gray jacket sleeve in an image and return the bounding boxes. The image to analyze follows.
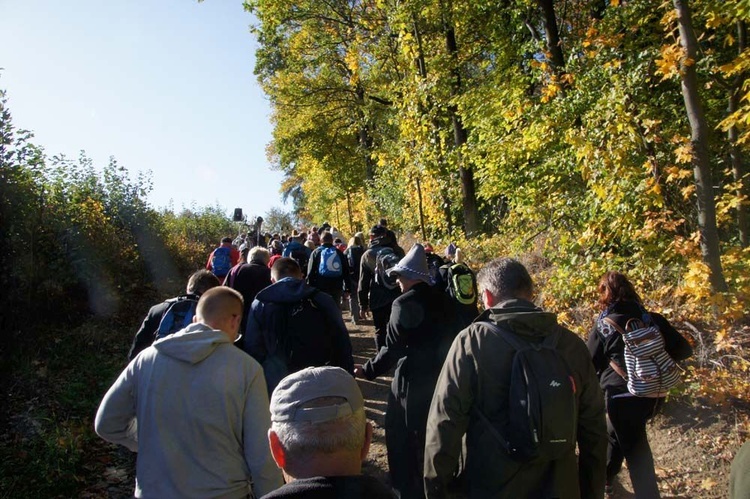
[243,365,284,497]
[94,363,139,452]
[424,330,475,498]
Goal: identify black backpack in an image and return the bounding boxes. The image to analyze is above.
[262,290,333,392]
[475,322,577,462]
[374,247,400,290]
[155,295,198,340]
[290,247,311,277]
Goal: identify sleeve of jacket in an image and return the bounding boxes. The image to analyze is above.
[587,322,608,375]
[128,303,167,361]
[243,300,268,363]
[573,336,608,499]
[318,293,354,374]
[362,298,409,379]
[94,363,139,452]
[424,330,475,499]
[307,248,320,286]
[337,248,352,293]
[205,250,214,270]
[242,364,284,496]
[652,312,693,362]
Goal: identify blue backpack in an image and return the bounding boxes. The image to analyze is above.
[211,246,232,276]
[318,246,343,277]
[155,296,198,340]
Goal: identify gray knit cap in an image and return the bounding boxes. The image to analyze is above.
[386,243,433,285]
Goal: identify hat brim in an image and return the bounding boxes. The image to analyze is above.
[386,266,433,285]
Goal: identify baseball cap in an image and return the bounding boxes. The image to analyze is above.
[270,367,364,424]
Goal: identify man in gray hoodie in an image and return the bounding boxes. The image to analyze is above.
[95,287,283,499]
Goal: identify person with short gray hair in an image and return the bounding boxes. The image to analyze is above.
[225,246,272,333]
[263,367,394,499]
[249,246,272,265]
[424,257,607,498]
[475,257,533,302]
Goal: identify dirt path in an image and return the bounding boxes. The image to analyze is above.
[347,314,393,486]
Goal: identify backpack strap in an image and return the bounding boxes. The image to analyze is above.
[601,317,629,380]
[471,404,513,455]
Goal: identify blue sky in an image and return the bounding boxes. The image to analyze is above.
[0,0,286,220]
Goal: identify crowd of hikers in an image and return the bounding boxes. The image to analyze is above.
[95,218,750,499]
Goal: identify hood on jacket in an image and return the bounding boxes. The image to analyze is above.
[153,322,231,364]
[476,298,559,339]
[254,277,318,305]
[368,230,396,249]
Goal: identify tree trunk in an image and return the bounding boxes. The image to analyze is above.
[443,7,480,236]
[673,0,728,292]
[355,86,375,182]
[346,191,354,236]
[416,175,426,241]
[412,13,462,237]
[334,199,341,231]
[537,0,565,71]
[729,20,749,247]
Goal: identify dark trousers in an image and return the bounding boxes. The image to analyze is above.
[606,395,663,498]
[326,288,343,308]
[371,304,392,352]
[385,391,426,499]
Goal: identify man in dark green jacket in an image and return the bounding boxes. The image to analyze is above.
[424,258,607,499]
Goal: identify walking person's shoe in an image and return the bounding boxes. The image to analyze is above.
[604,483,614,498]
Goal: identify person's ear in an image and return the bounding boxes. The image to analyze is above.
[360,421,373,462]
[482,289,496,308]
[231,312,242,333]
[268,430,286,469]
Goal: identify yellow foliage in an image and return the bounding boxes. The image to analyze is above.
[665,165,693,182]
[681,184,696,199]
[656,44,685,81]
[673,142,693,165]
[541,82,561,103]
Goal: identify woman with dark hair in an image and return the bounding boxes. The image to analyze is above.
[588,272,692,498]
